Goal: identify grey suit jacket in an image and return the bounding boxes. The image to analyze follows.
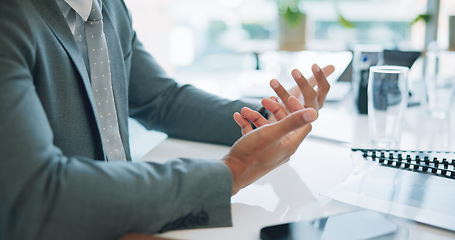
[0,0,260,239]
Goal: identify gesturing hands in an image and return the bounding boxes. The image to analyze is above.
[223,108,317,195]
[223,64,334,195]
[268,64,335,119]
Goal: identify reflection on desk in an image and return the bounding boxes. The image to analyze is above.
[128,84,455,240]
[138,137,353,240]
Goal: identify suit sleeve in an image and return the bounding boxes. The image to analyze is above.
[0,2,232,239]
[127,33,262,146]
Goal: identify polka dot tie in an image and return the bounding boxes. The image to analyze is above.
[85,0,126,161]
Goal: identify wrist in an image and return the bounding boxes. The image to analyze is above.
[222,155,247,196]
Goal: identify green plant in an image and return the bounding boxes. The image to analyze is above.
[333,0,355,28]
[410,13,431,25]
[276,0,305,27]
[276,0,354,28]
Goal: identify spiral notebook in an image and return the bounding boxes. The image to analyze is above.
[351,148,455,179]
[322,148,455,232]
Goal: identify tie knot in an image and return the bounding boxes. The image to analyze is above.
[87,0,102,22]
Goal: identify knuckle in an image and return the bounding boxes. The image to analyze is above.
[307,124,313,132]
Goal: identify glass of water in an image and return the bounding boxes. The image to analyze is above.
[425,48,455,119]
[368,66,409,148]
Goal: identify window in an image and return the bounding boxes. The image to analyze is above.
[125,0,455,89]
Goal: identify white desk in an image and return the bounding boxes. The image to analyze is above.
[128,93,455,240]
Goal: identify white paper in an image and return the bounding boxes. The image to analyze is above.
[322,152,455,232]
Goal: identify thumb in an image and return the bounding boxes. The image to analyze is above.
[269,108,317,136]
[248,108,317,151]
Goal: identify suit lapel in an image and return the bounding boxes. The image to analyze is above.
[31,0,98,118]
[32,0,130,159]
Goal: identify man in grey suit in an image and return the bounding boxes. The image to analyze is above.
[0,0,334,239]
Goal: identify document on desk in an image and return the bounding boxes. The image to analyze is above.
[241,51,353,102]
[141,138,229,163]
[322,151,455,232]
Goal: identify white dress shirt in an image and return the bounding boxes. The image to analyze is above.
[56,0,100,71]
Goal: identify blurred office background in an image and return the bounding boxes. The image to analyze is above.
[123,0,455,97]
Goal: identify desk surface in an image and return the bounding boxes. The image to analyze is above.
[128,93,455,240]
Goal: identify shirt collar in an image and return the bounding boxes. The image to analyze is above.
[56,0,72,18]
[64,0,95,21]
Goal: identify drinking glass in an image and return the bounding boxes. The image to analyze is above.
[368,66,409,148]
[424,49,455,119]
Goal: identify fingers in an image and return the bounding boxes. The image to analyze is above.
[271,64,333,111]
[286,97,313,143]
[233,107,270,135]
[287,64,334,110]
[240,107,269,128]
[307,64,335,88]
[233,112,253,135]
[261,97,288,121]
[291,69,317,109]
[272,108,316,137]
[311,64,332,107]
[250,108,317,152]
[288,96,305,112]
[227,108,318,195]
[270,79,291,111]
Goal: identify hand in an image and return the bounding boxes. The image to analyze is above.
[225,108,317,195]
[224,64,332,195]
[269,64,335,118]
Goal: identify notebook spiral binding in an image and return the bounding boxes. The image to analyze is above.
[351,148,455,180]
